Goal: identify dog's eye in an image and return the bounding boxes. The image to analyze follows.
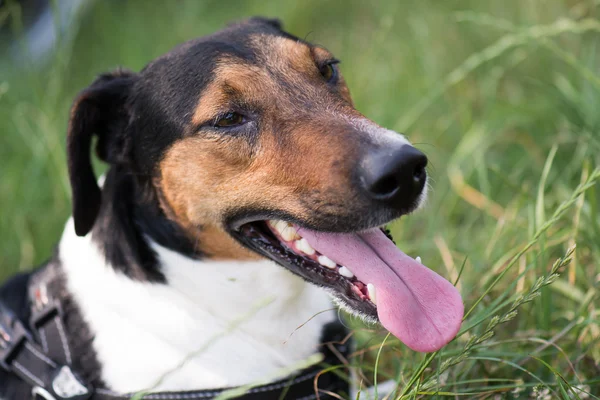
[215,112,245,128]
[319,61,339,83]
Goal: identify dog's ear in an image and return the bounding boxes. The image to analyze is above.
[67,69,137,237]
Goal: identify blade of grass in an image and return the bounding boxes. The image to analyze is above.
[464,168,600,320]
[374,332,391,400]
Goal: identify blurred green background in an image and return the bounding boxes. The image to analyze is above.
[1,0,599,396]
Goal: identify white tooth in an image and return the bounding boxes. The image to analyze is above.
[269,220,298,241]
[367,283,377,305]
[295,238,315,255]
[275,221,288,234]
[281,226,299,241]
[269,220,286,234]
[416,256,422,264]
[338,266,354,278]
[318,255,337,269]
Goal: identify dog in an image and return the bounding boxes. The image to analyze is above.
[0,17,463,399]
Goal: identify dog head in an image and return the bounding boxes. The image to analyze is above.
[66,17,462,352]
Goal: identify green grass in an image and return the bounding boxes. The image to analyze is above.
[1,0,600,398]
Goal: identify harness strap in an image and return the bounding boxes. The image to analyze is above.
[30,299,72,366]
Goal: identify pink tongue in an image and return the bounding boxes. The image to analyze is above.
[296,227,463,352]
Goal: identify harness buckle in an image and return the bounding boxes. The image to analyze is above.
[50,366,92,399]
[31,366,92,400]
[0,304,32,370]
[30,301,62,331]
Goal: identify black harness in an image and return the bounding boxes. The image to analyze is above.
[0,269,351,400]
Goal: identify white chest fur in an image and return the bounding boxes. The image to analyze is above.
[59,219,335,392]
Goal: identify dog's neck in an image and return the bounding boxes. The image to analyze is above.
[55,171,335,392]
[59,218,335,392]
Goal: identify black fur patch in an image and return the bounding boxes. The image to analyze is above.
[91,168,199,283]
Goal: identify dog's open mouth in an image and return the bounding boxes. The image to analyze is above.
[233,220,464,352]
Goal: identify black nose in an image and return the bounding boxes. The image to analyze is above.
[359,145,428,210]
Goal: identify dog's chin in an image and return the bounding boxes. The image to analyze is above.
[229,219,394,322]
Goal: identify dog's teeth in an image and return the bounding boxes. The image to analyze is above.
[416,256,422,264]
[317,255,337,269]
[338,266,354,278]
[367,283,377,304]
[269,220,287,233]
[281,227,299,241]
[269,220,299,241]
[295,238,315,255]
[268,219,281,227]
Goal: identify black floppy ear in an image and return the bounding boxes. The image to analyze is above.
[67,69,137,237]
